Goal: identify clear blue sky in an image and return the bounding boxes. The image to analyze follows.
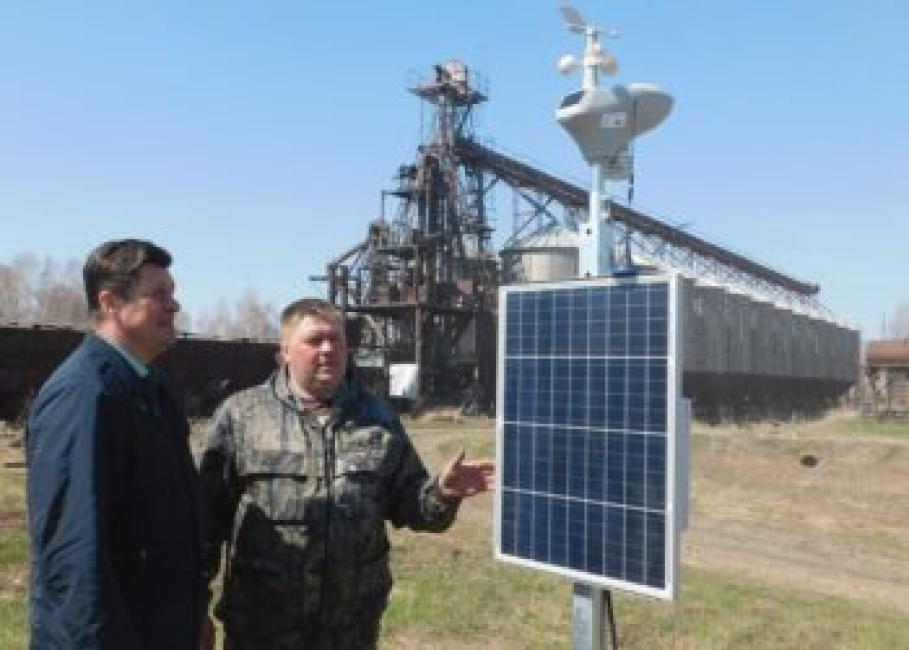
[1,1,905,337]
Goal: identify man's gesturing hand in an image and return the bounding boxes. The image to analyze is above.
[438,449,495,499]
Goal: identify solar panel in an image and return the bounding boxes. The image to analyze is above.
[495,274,684,599]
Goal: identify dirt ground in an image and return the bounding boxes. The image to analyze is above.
[683,414,909,614]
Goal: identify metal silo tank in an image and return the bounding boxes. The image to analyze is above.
[692,283,726,374]
[499,225,580,283]
[774,307,794,378]
[684,282,706,372]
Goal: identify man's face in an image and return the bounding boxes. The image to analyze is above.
[281,314,348,399]
[104,264,180,361]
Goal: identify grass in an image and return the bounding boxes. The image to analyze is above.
[376,415,909,649]
[381,531,909,649]
[612,567,909,650]
[0,598,27,650]
[3,417,909,649]
[829,415,909,440]
[0,445,28,650]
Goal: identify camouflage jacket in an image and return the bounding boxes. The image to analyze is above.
[199,369,459,648]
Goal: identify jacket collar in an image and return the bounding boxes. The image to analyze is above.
[81,333,147,390]
[270,366,362,418]
[109,341,150,378]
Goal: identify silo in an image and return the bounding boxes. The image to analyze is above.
[784,308,796,378]
[685,283,708,373]
[826,321,839,381]
[804,316,823,380]
[842,326,861,384]
[724,290,747,375]
[699,284,727,374]
[836,323,849,383]
[738,290,759,375]
[790,310,810,380]
[683,282,728,421]
[751,299,775,377]
[827,322,843,382]
[770,307,791,378]
[500,225,579,283]
[818,319,835,381]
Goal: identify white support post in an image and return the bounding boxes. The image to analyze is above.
[574,24,614,647]
[579,162,615,278]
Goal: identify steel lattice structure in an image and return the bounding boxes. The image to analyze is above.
[316,63,837,410]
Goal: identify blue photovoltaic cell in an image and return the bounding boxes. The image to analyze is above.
[499,280,671,591]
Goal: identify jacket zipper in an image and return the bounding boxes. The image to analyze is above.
[320,415,337,625]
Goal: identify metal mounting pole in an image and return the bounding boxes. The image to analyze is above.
[572,583,603,649]
[579,162,614,277]
[568,8,625,649]
[573,584,619,650]
[574,55,615,650]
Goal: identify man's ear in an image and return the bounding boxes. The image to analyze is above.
[96,289,122,320]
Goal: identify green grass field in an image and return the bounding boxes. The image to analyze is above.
[377,417,909,649]
[382,540,909,650]
[0,455,27,650]
[828,414,909,440]
[2,413,908,649]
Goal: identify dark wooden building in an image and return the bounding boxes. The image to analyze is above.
[0,322,278,421]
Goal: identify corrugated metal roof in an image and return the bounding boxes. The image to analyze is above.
[867,339,909,366]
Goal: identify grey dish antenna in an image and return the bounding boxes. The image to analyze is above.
[557,83,673,168]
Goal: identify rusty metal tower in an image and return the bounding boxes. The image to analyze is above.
[323,60,498,410]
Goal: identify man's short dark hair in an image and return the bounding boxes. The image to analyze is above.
[83,239,172,312]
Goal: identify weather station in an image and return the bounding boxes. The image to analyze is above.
[554,4,672,277]
[495,5,686,649]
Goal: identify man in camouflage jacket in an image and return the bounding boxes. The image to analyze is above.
[198,299,494,650]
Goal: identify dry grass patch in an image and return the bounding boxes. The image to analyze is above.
[380,415,909,649]
[687,413,909,613]
[0,439,28,650]
[4,414,909,649]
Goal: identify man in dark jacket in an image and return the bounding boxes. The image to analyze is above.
[26,239,207,649]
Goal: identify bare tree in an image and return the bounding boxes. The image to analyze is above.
[0,253,86,326]
[2,252,280,339]
[195,299,234,338]
[175,309,193,335]
[12,252,40,291]
[33,257,87,327]
[193,291,279,340]
[34,284,86,325]
[889,303,909,338]
[231,289,279,340]
[1,253,42,321]
[0,263,29,321]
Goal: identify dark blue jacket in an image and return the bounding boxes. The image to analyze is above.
[26,334,205,649]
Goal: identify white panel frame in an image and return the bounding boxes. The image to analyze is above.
[494,273,684,600]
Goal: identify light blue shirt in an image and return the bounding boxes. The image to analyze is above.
[111,343,150,378]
